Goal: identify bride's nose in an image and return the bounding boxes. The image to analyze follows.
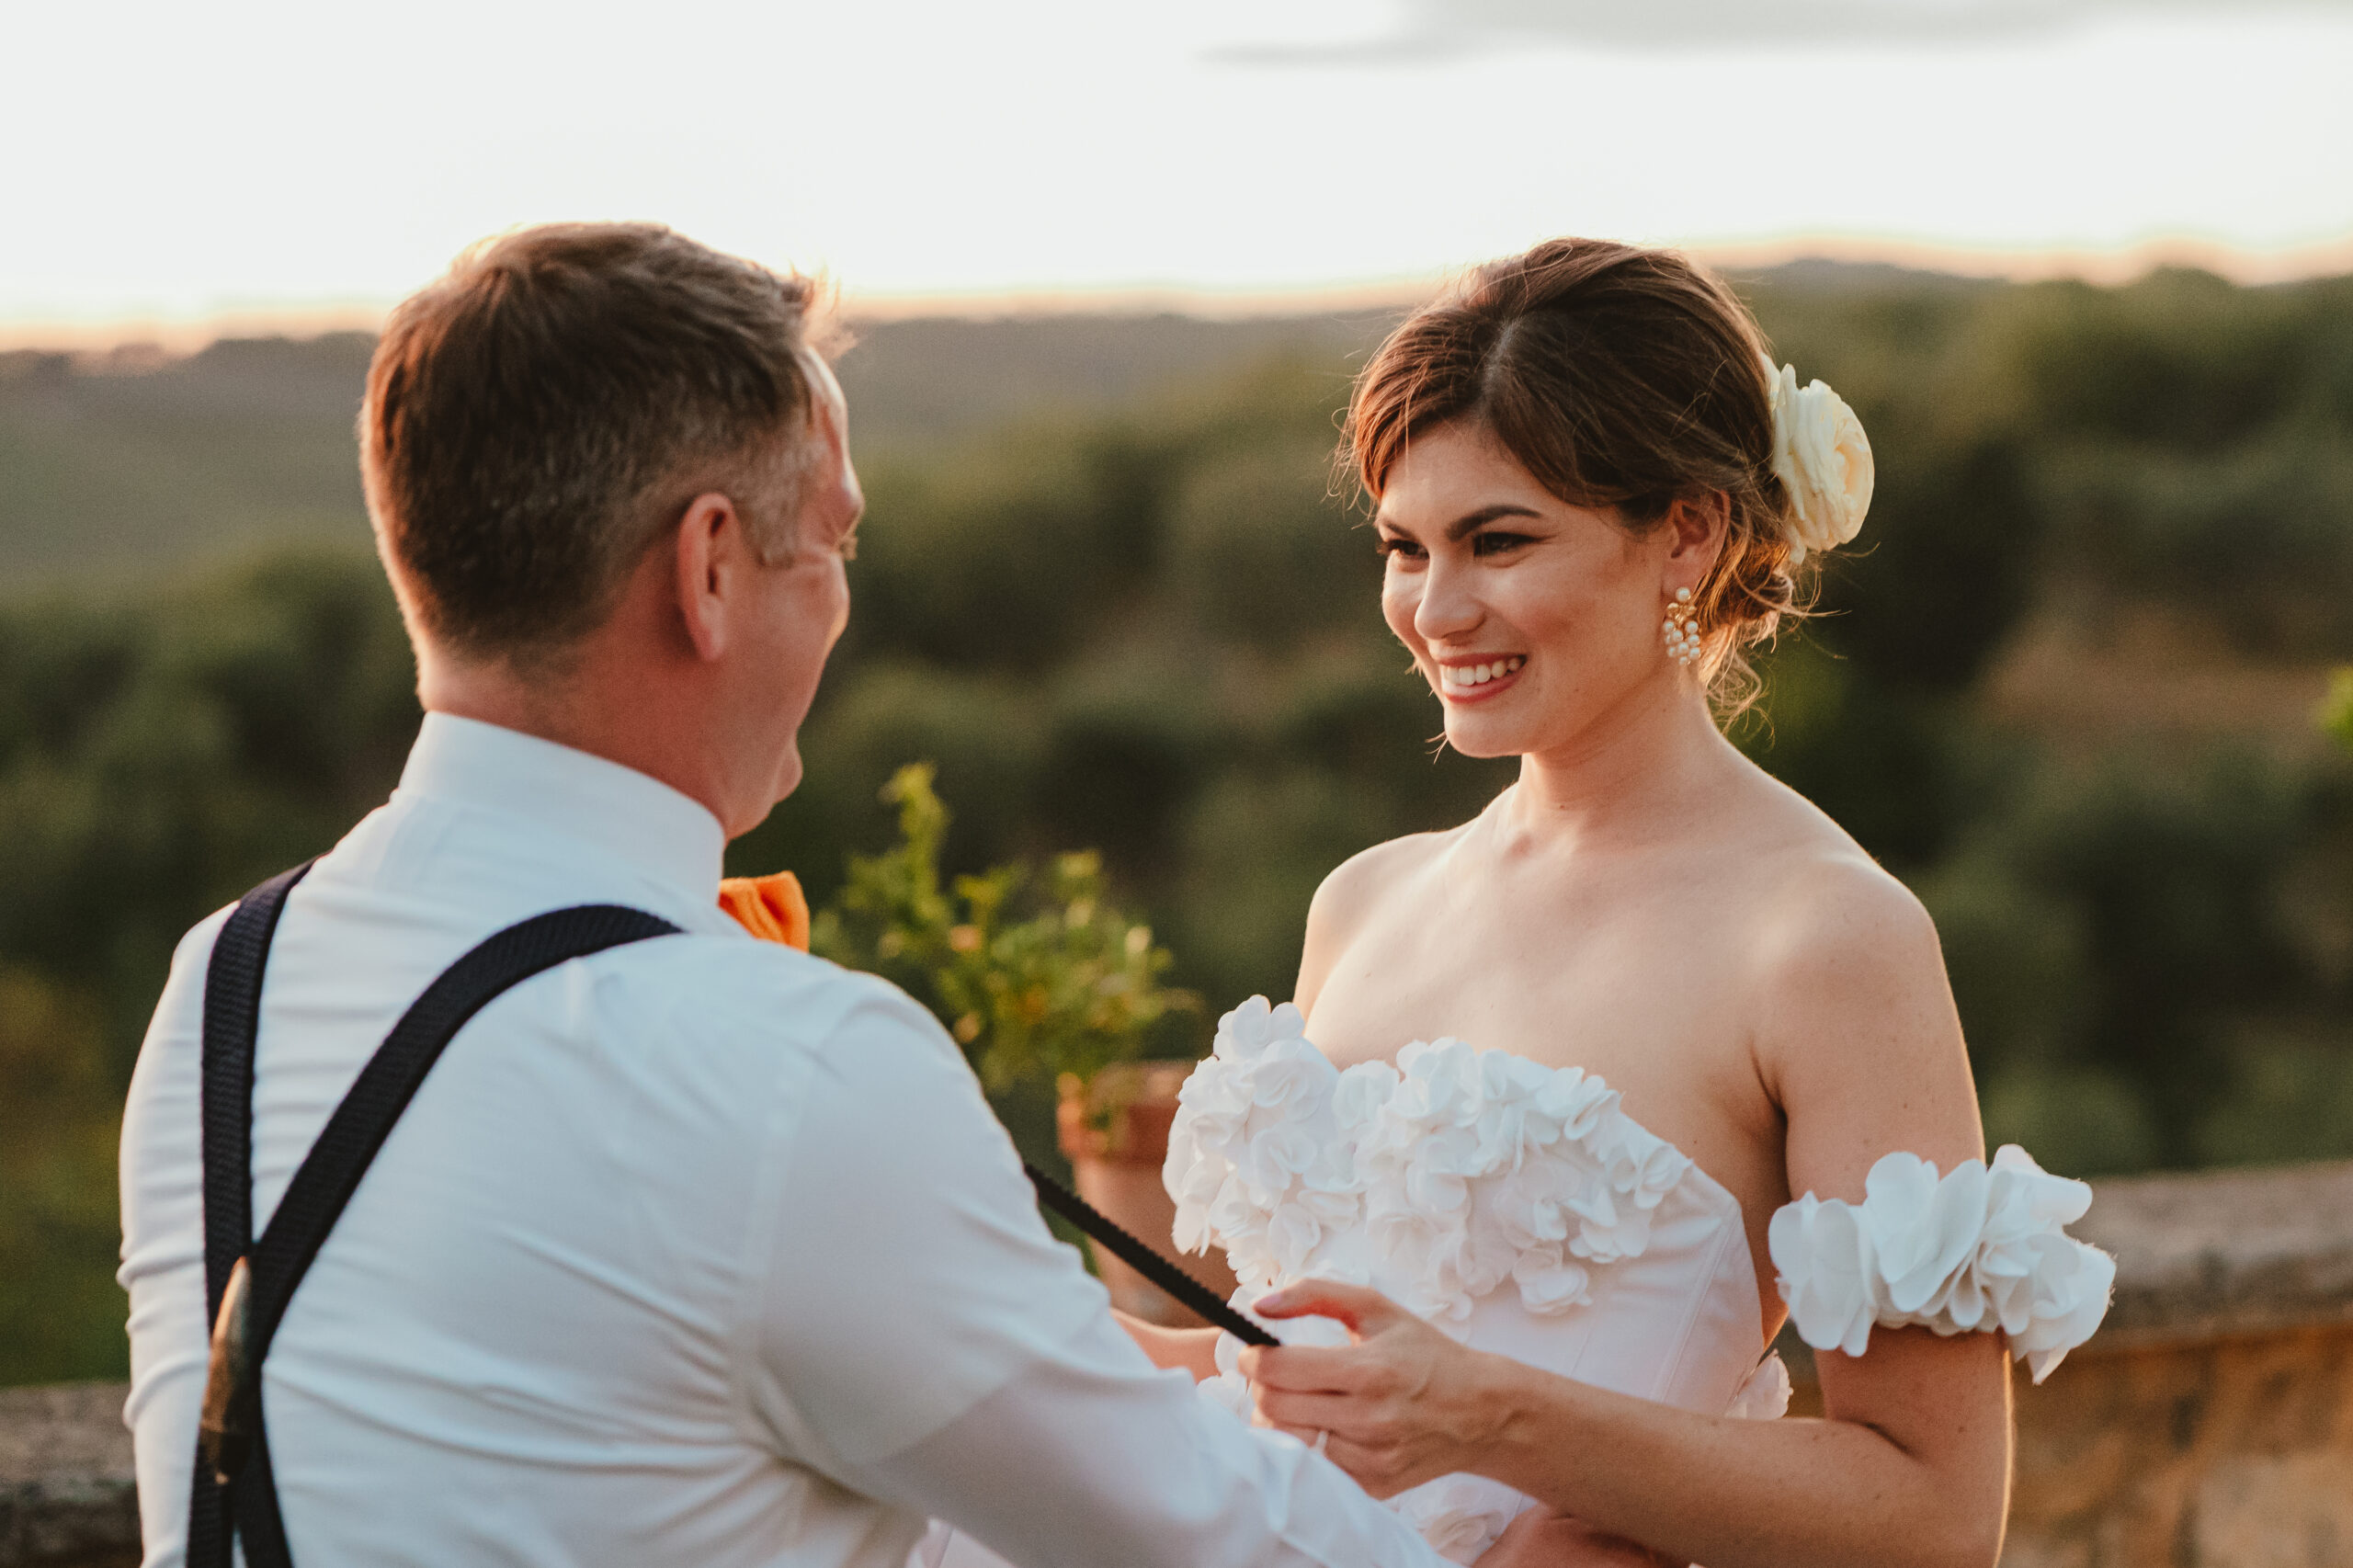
[1412,556,1483,645]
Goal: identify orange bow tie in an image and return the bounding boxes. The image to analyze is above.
[717,870,810,951]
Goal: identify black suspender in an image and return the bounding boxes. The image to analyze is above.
[188,867,680,1568]
[188,863,310,1568]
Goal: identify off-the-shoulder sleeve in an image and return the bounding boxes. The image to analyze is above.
[1768,1145,2114,1381]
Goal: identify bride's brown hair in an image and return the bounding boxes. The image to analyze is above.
[1343,238,1809,711]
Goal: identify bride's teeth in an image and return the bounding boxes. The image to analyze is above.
[1438,659,1525,692]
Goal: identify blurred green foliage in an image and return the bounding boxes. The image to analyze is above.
[6,264,2353,1386]
[2325,668,2353,752]
[812,763,1196,1092]
[0,967,123,1385]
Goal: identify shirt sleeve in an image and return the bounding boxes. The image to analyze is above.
[118,905,235,1568]
[861,1314,1452,1568]
[735,980,1446,1568]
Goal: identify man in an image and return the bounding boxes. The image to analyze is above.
[118,222,1445,1568]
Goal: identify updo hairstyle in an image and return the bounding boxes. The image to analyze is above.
[1344,238,1811,711]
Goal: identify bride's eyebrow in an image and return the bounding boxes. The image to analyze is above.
[1445,504,1543,541]
[1375,503,1543,539]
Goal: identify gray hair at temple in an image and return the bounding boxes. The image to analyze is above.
[358,222,835,669]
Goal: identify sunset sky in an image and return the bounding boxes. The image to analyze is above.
[6,0,2351,336]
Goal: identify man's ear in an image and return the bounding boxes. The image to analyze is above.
[673,491,742,664]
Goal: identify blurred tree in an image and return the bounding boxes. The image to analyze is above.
[1165,437,1379,648]
[0,967,122,1383]
[2324,668,2353,753]
[0,548,417,1074]
[1937,754,2323,1167]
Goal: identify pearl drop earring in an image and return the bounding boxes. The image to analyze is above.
[1663,588,1701,668]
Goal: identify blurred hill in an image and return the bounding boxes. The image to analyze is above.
[0,307,1399,585]
[5,257,2352,1385]
[0,259,1988,585]
[834,308,1404,454]
[0,334,379,585]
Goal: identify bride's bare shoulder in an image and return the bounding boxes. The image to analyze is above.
[1727,772,1943,1000]
[1293,822,1471,1011]
[1737,771,1936,963]
[1733,778,1981,1173]
[1324,823,1464,905]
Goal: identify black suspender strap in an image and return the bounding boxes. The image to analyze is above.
[1021,1163,1276,1347]
[188,871,680,1568]
[189,862,312,1568]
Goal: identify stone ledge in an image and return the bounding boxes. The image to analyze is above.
[0,1382,135,1568]
[2075,1158,2353,1348]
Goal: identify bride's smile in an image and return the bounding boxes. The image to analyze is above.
[1374,418,1713,764]
[1432,655,1526,700]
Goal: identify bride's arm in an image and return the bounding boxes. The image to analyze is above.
[1249,866,2012,1568]
[1114,1311,1222,1379]
[1249,1282,2004,1568]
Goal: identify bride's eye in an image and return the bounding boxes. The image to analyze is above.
[1473,531,1531,557]
[1376,534,1426,562]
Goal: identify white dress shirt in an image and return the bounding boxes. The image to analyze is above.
[119,713,1447,1568]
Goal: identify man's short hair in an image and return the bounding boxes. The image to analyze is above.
[359,222,828,665]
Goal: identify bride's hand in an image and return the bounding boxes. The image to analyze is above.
[1474,1508,1677,1568]
[1238,1278,1509,1500]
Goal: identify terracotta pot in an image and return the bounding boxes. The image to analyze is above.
[1057,1061,1238,1327]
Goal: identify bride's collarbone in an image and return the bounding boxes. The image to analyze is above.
[1309,966,1745,1102]
[1424,835,1769,941]
[1324,901,1751,1047]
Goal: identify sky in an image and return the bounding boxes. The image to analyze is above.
[5,0,2352,338]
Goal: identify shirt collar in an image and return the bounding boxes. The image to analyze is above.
[396,712,728,904]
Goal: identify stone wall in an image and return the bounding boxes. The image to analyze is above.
[2002,1158,2353,1568]
[0,1383,136,1568]
[8,1160,2352,1568]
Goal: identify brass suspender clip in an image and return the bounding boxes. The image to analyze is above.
[197,1256,258,1484]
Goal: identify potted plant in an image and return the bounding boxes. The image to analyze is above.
[813,765,1235,1324]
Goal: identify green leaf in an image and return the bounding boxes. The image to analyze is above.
[813,762,1197,1091]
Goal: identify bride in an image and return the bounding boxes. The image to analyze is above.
[1133,239,2111,1568]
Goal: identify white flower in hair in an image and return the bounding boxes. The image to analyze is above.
[1767,361,1874,562]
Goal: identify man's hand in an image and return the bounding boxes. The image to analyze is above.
[1239,1278,1513,1499]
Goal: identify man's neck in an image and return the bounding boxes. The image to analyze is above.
[418,650,741,836]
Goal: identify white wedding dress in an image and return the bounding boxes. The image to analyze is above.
[921,997,2113,1568]
[1172,997,2114,1563]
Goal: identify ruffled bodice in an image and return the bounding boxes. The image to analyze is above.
[1165,998,2114,1563]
